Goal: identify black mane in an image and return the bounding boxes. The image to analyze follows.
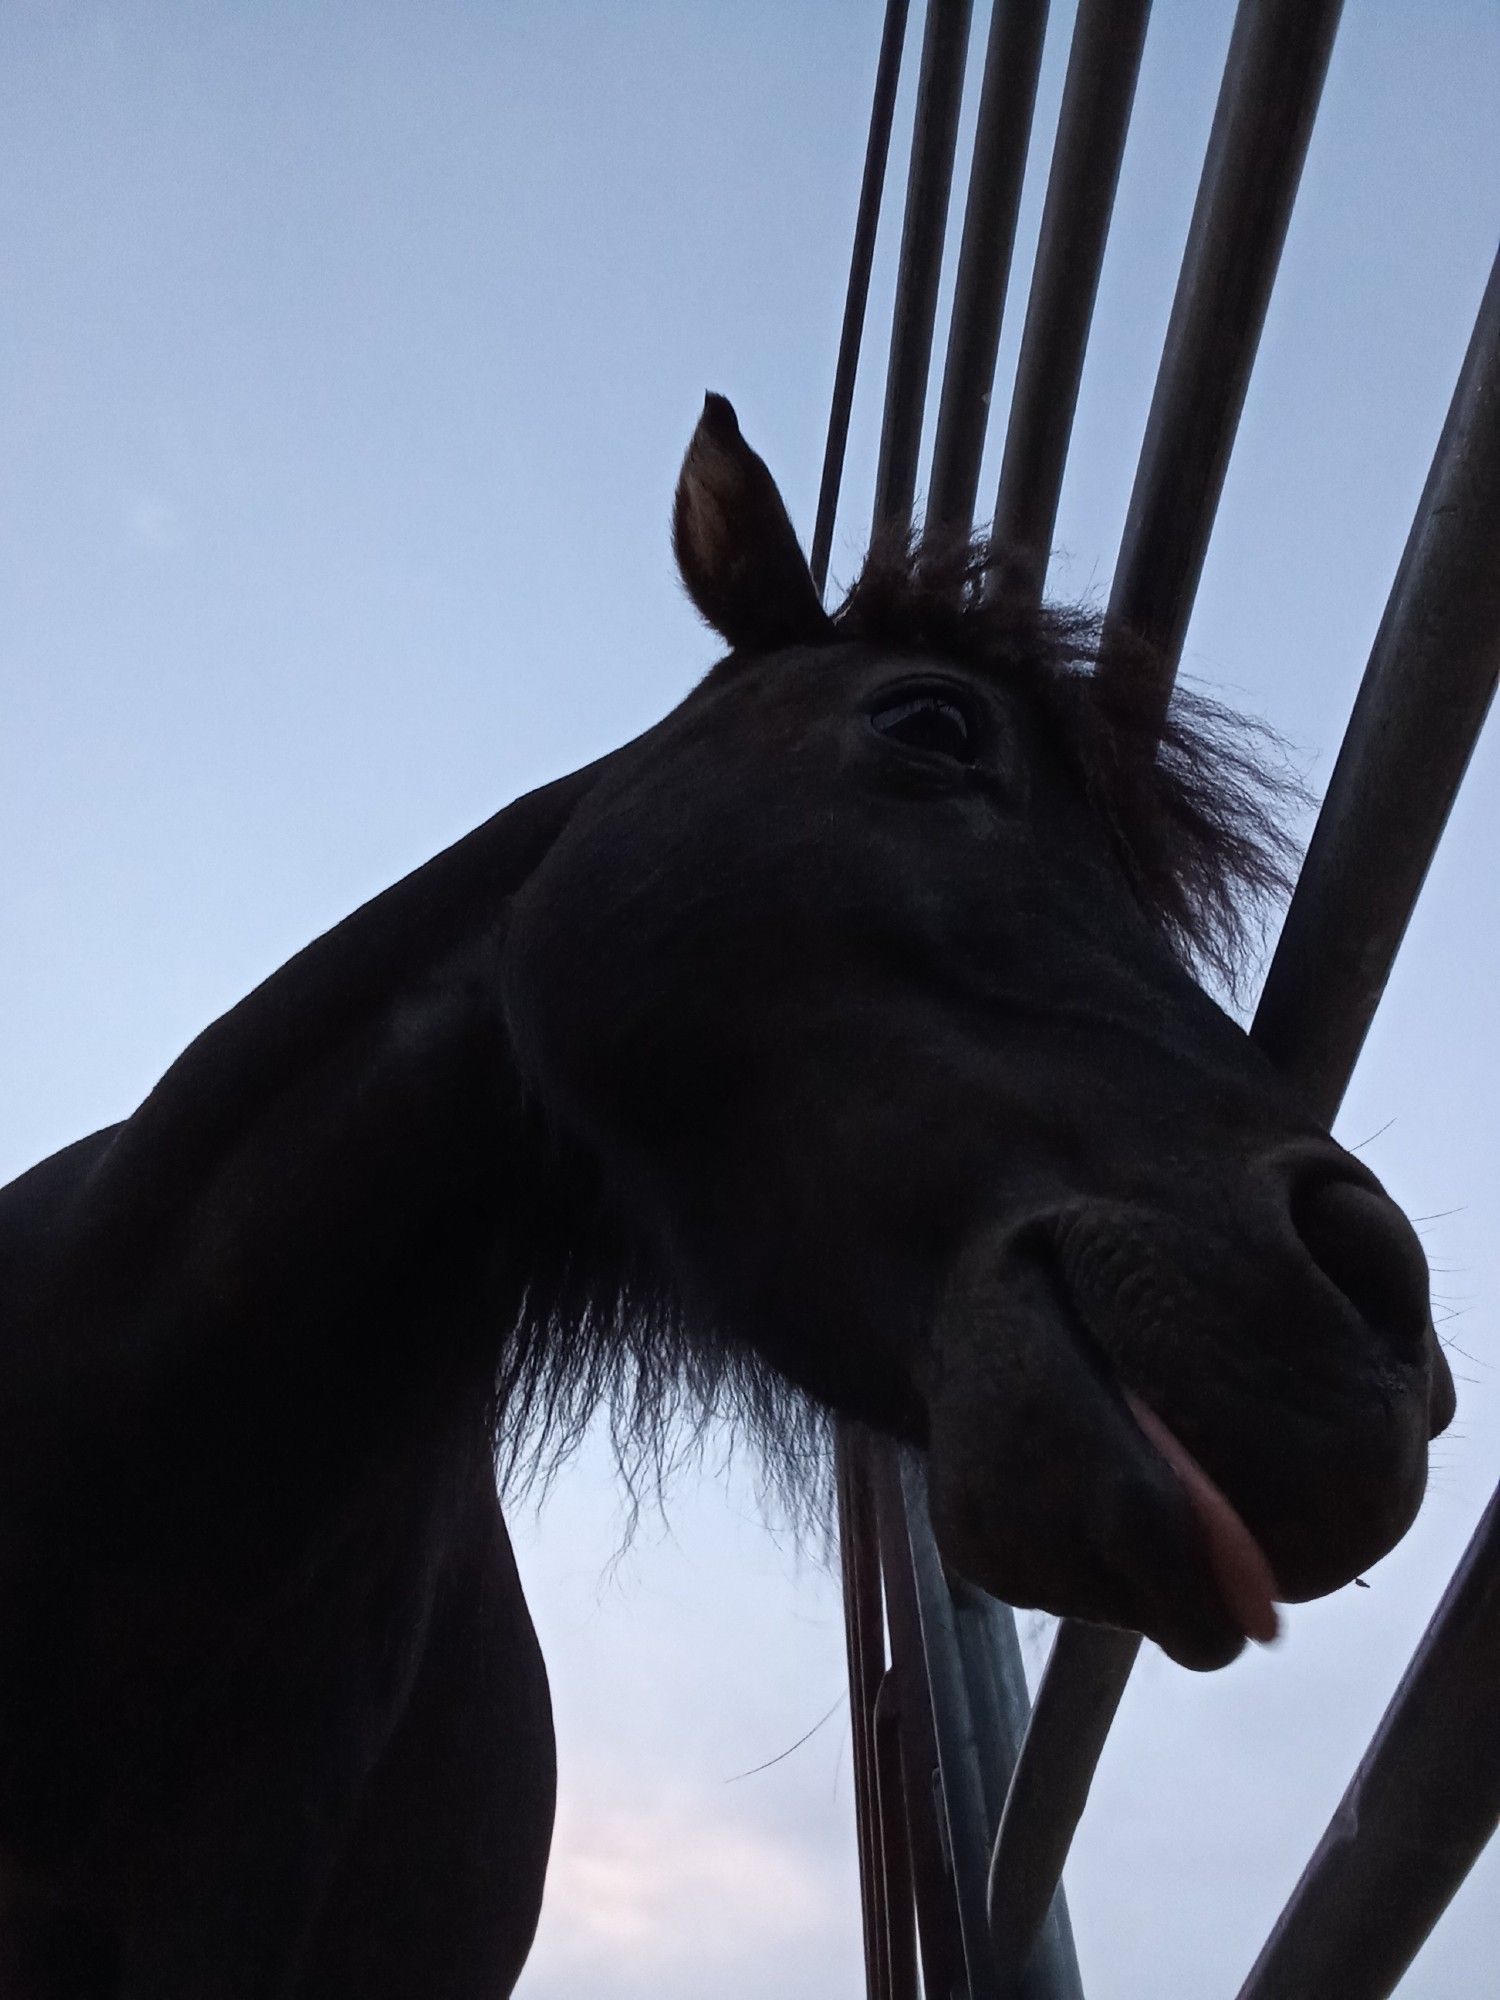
[832,534,1302,989]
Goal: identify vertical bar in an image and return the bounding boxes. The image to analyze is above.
[900,1456,1085,1999]
[1235,1479,1500,2000]
[987,1623,1141,1984]
[952,1583,1084,2000]
[872,0,975,536]
[873,1671,920,2000]
[812,0,913,598]
[895,1460,1005,1997]
[1250,246,1500,1124]
[1100,0,1344,717]
[926,0,1051,534]
[838,1431,892,1997]
[871,1442,971,2000]
[989,0,1153,597]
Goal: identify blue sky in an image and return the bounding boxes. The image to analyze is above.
[4,3,1498,1994]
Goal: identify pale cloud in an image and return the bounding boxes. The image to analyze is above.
[529,1774,833,1981]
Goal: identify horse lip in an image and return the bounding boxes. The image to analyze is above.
[1040,1256,1281,1650]
[928,1240,1271,1670]
[1120,1390,1281,1644]
[1034,1245,1281,1646]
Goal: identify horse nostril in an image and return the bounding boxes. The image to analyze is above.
[1289,1177,1433,1360]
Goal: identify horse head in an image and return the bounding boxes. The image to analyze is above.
[502,395,1454,1671]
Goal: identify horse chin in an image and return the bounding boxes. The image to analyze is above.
[922,1229,1275,1673]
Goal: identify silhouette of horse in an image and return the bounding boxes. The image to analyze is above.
[0,397,1454,1996]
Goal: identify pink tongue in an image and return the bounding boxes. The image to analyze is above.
[1123,1392,1281,1645]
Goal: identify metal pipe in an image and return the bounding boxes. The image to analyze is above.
[989,0,1152,598]
[896,1458,1007,1998]
[987,1623,1140,1985]
[812,0,912,598]
[926,0,1051,535]
[873,1670,920,2000]
[953,1580,1084,2000]
[1100,0,1344,718]
[1251,245,1500,1124]
[837,1433,892,1997]
[1235,1478,1500,2000]
[871,1442,971,1999]
[1226,248,1500,1994]
[872,0,975,536]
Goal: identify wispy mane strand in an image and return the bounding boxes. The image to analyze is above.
[832,532,1304,990]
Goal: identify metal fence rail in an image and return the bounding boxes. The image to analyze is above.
[989,0,1151,601]
[926,0,1050,532]
[1098,0,1345,715]
[872,0,974,536]
[819,2,1500,1995]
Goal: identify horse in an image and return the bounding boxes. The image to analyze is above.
[0,394,1455,1996]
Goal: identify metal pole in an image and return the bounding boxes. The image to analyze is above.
[988,1624,1139,1984]
[812,0,913,599]
[872,0,975,536]
[989,0,1152,597]
[838,1433,893,1997]
[1252,245,1500,1125]
[1227,247,1500,1995]
[872,1442,972,2000]
[953,1580,1084,2000]
[926,0,1051,535]
[1100,0,1344,718]
[896,1458,1007,1998]
[873,1669,920,2000]
[1235,1479,1500,2000]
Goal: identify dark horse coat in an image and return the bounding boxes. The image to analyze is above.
[0,400,1453,1995]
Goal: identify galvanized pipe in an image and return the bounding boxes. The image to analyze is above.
[872,0,975,535]
[989,0,1153,598]
[871,1442,972,1999]
[1229,247,1500,1995]
[837,1434,893,1998]
[952,1580,1085,2000]
[812,0,912,598]
[872,1670,919,2000]
[1252,245,1500,1125]
[988,1624,1139,1984]
[895,1458,1005,1997]
[1100,0,1344,716]
[926,0,1051,534]
[1235,1478,1500,2000]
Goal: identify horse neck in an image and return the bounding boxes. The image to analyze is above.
[18,764,615,1467]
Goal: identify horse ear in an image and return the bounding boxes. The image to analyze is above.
[672,394,832,652]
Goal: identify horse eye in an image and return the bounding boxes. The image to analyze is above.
[870,692,976,763]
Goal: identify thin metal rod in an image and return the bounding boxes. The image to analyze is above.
[837,1432,892,1998]
[873,1669,920,2000]
[926,0,1051,534]
[896,1458,1006,1998]
[953,1580,1085,2000]
[1236,1478,1500,2000]
[872,0,975,536]
[871,1442,970,2000]
[989,0,1153,597]
[987,1623,1140,1985]
[1251,245,1500,1125]
[812,0,913,598]
[1100,0,1344,716]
